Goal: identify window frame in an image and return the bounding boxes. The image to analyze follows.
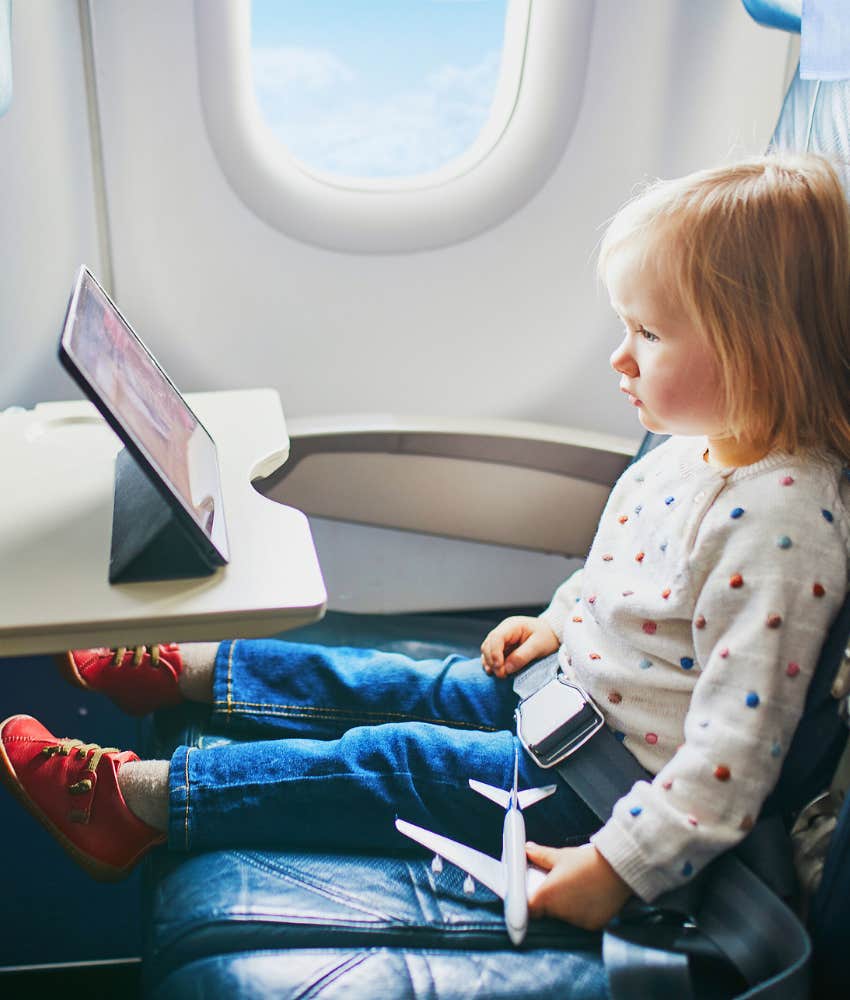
[194,0,594,253]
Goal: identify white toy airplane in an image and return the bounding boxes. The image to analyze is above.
[395,750,557,945]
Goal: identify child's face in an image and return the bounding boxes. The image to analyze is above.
[605,243,725,439]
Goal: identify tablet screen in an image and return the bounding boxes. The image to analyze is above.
[59,267,229,565]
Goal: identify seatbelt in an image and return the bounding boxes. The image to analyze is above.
[514,656,811,999]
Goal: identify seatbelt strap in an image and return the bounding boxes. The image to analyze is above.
[513,658,811,999]
[513,654,653,814]
[694,854,810,998]
[602,933,693,1000]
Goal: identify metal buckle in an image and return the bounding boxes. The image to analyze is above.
[515,673,604,769]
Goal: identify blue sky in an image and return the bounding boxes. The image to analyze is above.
[250,0,509,177]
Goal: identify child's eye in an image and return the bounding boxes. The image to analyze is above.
[638,326,659,343]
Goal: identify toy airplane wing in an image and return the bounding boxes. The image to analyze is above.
[396,818,506,896]
[395,818,549,899]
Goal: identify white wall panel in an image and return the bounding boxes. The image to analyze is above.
[0,0,102,409]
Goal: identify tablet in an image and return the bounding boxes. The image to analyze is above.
[58,266,230,569]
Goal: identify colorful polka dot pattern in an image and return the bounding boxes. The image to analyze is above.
[564,441,849,898]
[580,460,834,727]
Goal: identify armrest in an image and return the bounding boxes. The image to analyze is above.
[253,415,637,557]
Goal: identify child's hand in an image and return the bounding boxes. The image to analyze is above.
[480,616,559,678]
[525,842,632,931]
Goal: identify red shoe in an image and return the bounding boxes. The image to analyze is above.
[57,644,184,716]
[0,715,165,880]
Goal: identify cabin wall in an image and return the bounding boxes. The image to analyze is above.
[0,0,103,406]
[0,0,797,612]
[1,0,793,436]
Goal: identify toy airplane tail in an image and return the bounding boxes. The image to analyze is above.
[469,778,557,810]
[469,751,557,811]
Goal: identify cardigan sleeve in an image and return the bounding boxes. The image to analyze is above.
[591,479,848,900]
[540,569,585,642]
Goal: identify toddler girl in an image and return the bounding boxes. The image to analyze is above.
[3,153,849,932]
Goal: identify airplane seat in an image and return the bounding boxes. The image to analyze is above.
[142,3,850,996]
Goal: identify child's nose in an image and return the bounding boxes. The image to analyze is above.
[610,337,638,377]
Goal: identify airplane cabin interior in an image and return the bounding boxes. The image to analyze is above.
[2,1,850,998]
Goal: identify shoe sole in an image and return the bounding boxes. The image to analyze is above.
[54,651,93,692]
[0,715,141,882]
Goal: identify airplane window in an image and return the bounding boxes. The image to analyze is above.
[195,0,593,251]
[250,0,510,181]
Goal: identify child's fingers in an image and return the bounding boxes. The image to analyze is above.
[480,620,524,672]
[503,638,538,674]
[503,632,550,674]
[526,843,569,918]
[480,633,504,670]
[525,841,558,871]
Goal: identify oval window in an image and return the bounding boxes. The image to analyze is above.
[251,0,511,182]
[195,0,593,251]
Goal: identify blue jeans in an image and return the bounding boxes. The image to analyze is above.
[167,639,601,856]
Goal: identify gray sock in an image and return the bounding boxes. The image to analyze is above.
[177,642,219,703]
[118,759,170,832]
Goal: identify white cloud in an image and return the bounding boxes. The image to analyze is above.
[255,48,503,177]
[252,46,355,96]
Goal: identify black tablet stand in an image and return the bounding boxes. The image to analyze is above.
[109,447,218,583]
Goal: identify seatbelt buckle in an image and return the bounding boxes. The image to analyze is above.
[515,672,604,769]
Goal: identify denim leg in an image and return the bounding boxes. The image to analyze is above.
[210,639,518,740]
[168,723,601,856]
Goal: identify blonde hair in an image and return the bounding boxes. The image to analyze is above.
[598,154,850,462]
